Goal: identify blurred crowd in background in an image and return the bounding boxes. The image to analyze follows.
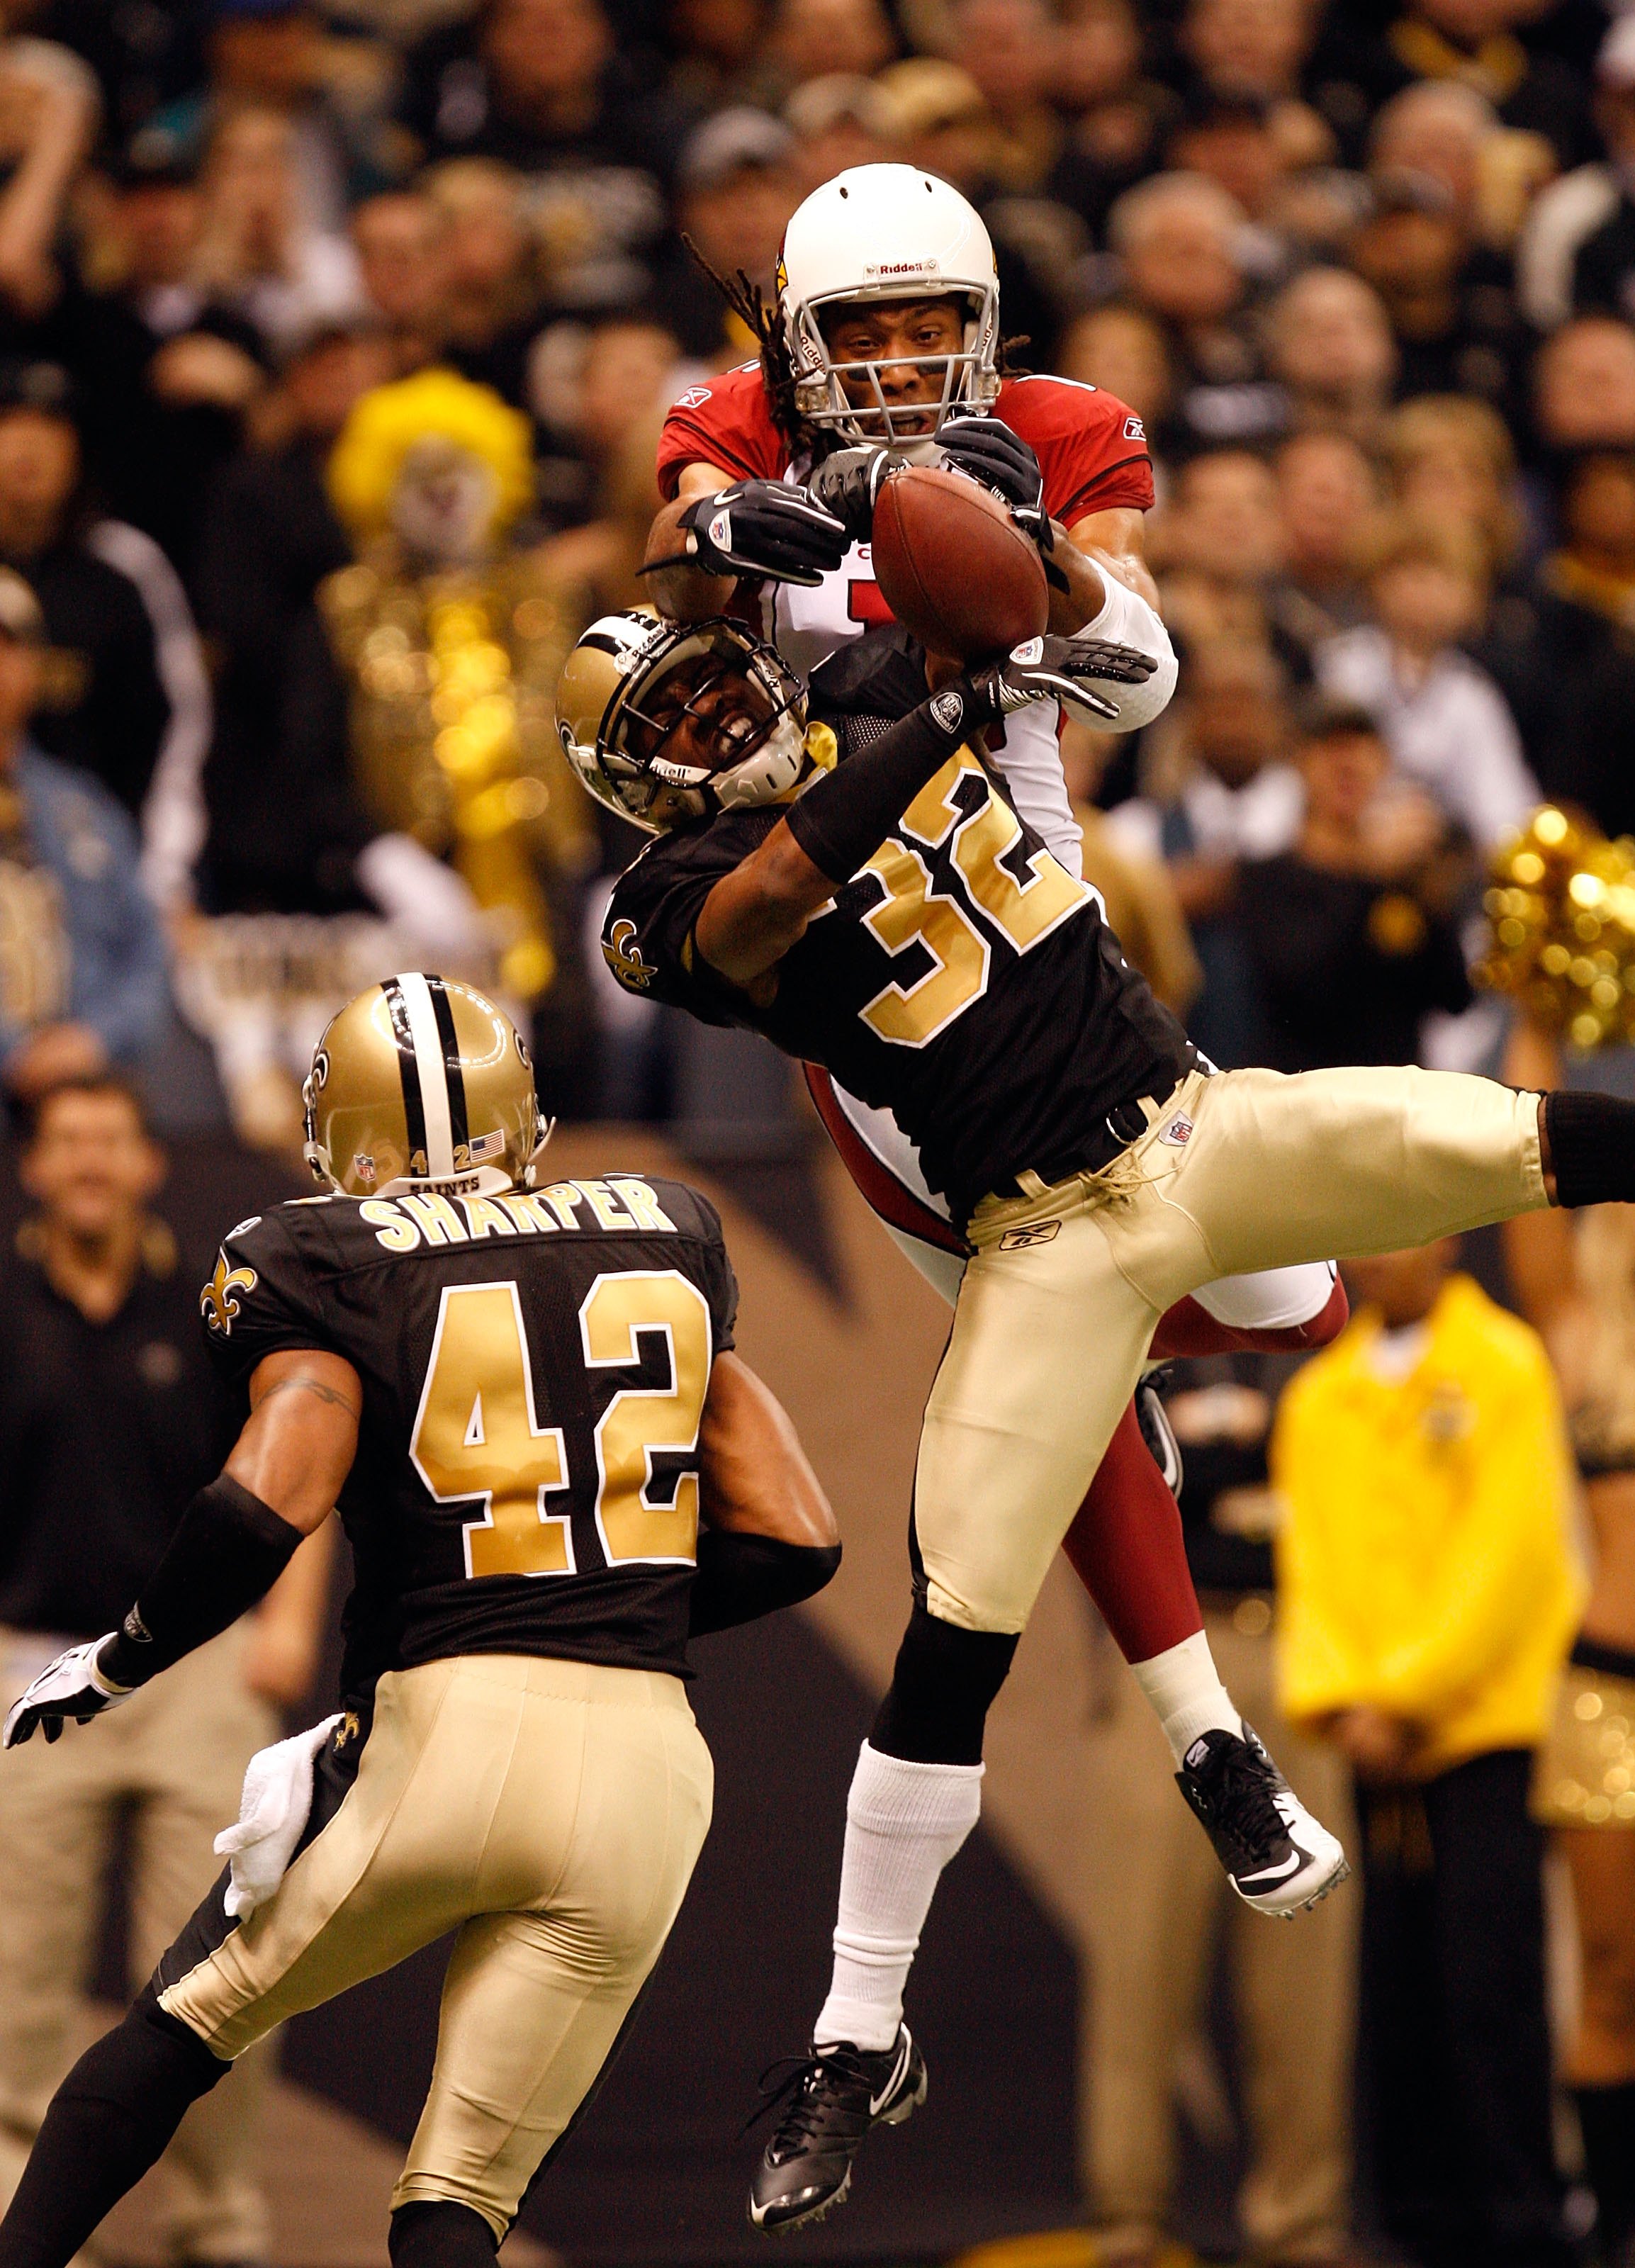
[4,0,1635,1145]
[0,0,1634,2263]
[0,0,1632,1138]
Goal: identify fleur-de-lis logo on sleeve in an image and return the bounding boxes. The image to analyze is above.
[602,918,658,990]
[201,1251,258,1335]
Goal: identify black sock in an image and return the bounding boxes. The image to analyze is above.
[1543,1091,1635,1208]
[0,2001,227,2268]
[389,2201,499,2268]
[870,1600,1018,1764]
[1576,2080,1635,2261]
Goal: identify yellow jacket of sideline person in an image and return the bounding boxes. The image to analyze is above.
[1272,1273,1584,1780]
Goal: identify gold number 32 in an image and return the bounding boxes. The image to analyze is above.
[861,756,1091,1047]
[410,1271,712,1580]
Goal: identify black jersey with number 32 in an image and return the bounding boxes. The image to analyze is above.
[602,630,1193,1225]
[199,1174,737,1696]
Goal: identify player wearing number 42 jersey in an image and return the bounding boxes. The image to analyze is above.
[0,974,838,2268]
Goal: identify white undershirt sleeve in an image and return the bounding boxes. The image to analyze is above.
[1073,565,1179,734]
[989,706,1083,877]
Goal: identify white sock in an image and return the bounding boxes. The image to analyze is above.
[813,1741,984,2052]
[1131,1630,1241,1766]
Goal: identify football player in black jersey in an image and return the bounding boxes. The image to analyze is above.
[0,974,839,2268]
[557,605,1635,2234]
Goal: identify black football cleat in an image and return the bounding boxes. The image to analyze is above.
[748,2025,927,2233]
[1176,1721,1349,1916]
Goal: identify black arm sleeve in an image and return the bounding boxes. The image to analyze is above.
[688,1529,841,1637]
[98,1475,304,1689]
[783,687,980,883]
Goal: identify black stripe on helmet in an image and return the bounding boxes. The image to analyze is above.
[425,974,470,1162]
[598,618,686,753]
[381,975,429,1171]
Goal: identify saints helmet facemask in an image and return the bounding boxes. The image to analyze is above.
[556,610,809,833]
[303,972,551,1199]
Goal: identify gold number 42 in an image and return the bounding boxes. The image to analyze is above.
[410,1271,712,1580]
[861,756,1091,1047]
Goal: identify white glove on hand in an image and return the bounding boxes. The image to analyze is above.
[215,1714,341,1921]
[3,1636,132,1748]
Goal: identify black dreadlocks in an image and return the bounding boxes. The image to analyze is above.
[682,237,809,452]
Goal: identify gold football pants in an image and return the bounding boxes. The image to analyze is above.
[156,1654,712,2239]
[916,1064,1548,1634]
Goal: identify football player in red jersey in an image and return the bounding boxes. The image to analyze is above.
[637,154,1349,1979]
[644,164,1174,870]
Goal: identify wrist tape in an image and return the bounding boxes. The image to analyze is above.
[100,1475,304,1689]
[784,687,978,884]
[689,1529,841,1637]
[1072,571,1177,734]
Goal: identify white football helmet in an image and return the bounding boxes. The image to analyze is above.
[556,609,809,831]
[777,164,1001,447]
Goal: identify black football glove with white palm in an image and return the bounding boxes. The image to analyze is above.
[4,1636,132,1748]
[680,480,849,587]
[936,416,1053,552]
[969,633,1157,726]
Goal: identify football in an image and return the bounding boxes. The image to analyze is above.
[870,465,1050,663]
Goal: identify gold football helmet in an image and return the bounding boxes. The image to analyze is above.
[303,972,550,1198]
[556,608,808,832]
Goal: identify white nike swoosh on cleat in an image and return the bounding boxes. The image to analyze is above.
[1238,1848,1303,1889]
[870,2036,911,2116]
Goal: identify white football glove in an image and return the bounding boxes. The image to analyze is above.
[215,1714,341,1921]
[3,1637,132,1748]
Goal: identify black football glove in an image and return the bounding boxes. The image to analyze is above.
[969,633,1157,726]
[807,445,901,541]
[680,480,848,587]
[3,1636,132,1748]
[936,415,1053,551]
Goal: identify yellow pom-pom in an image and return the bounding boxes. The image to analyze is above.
[327,369,536,541]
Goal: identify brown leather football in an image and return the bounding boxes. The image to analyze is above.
[870,464,1049,663]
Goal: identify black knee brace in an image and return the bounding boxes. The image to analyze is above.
[870,1601,1018,1765]
[1543,1089,1635,1208]
[0,1998,227,2268]
[389,2202,498,2268]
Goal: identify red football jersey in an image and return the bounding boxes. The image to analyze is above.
[656,361,1155,525]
